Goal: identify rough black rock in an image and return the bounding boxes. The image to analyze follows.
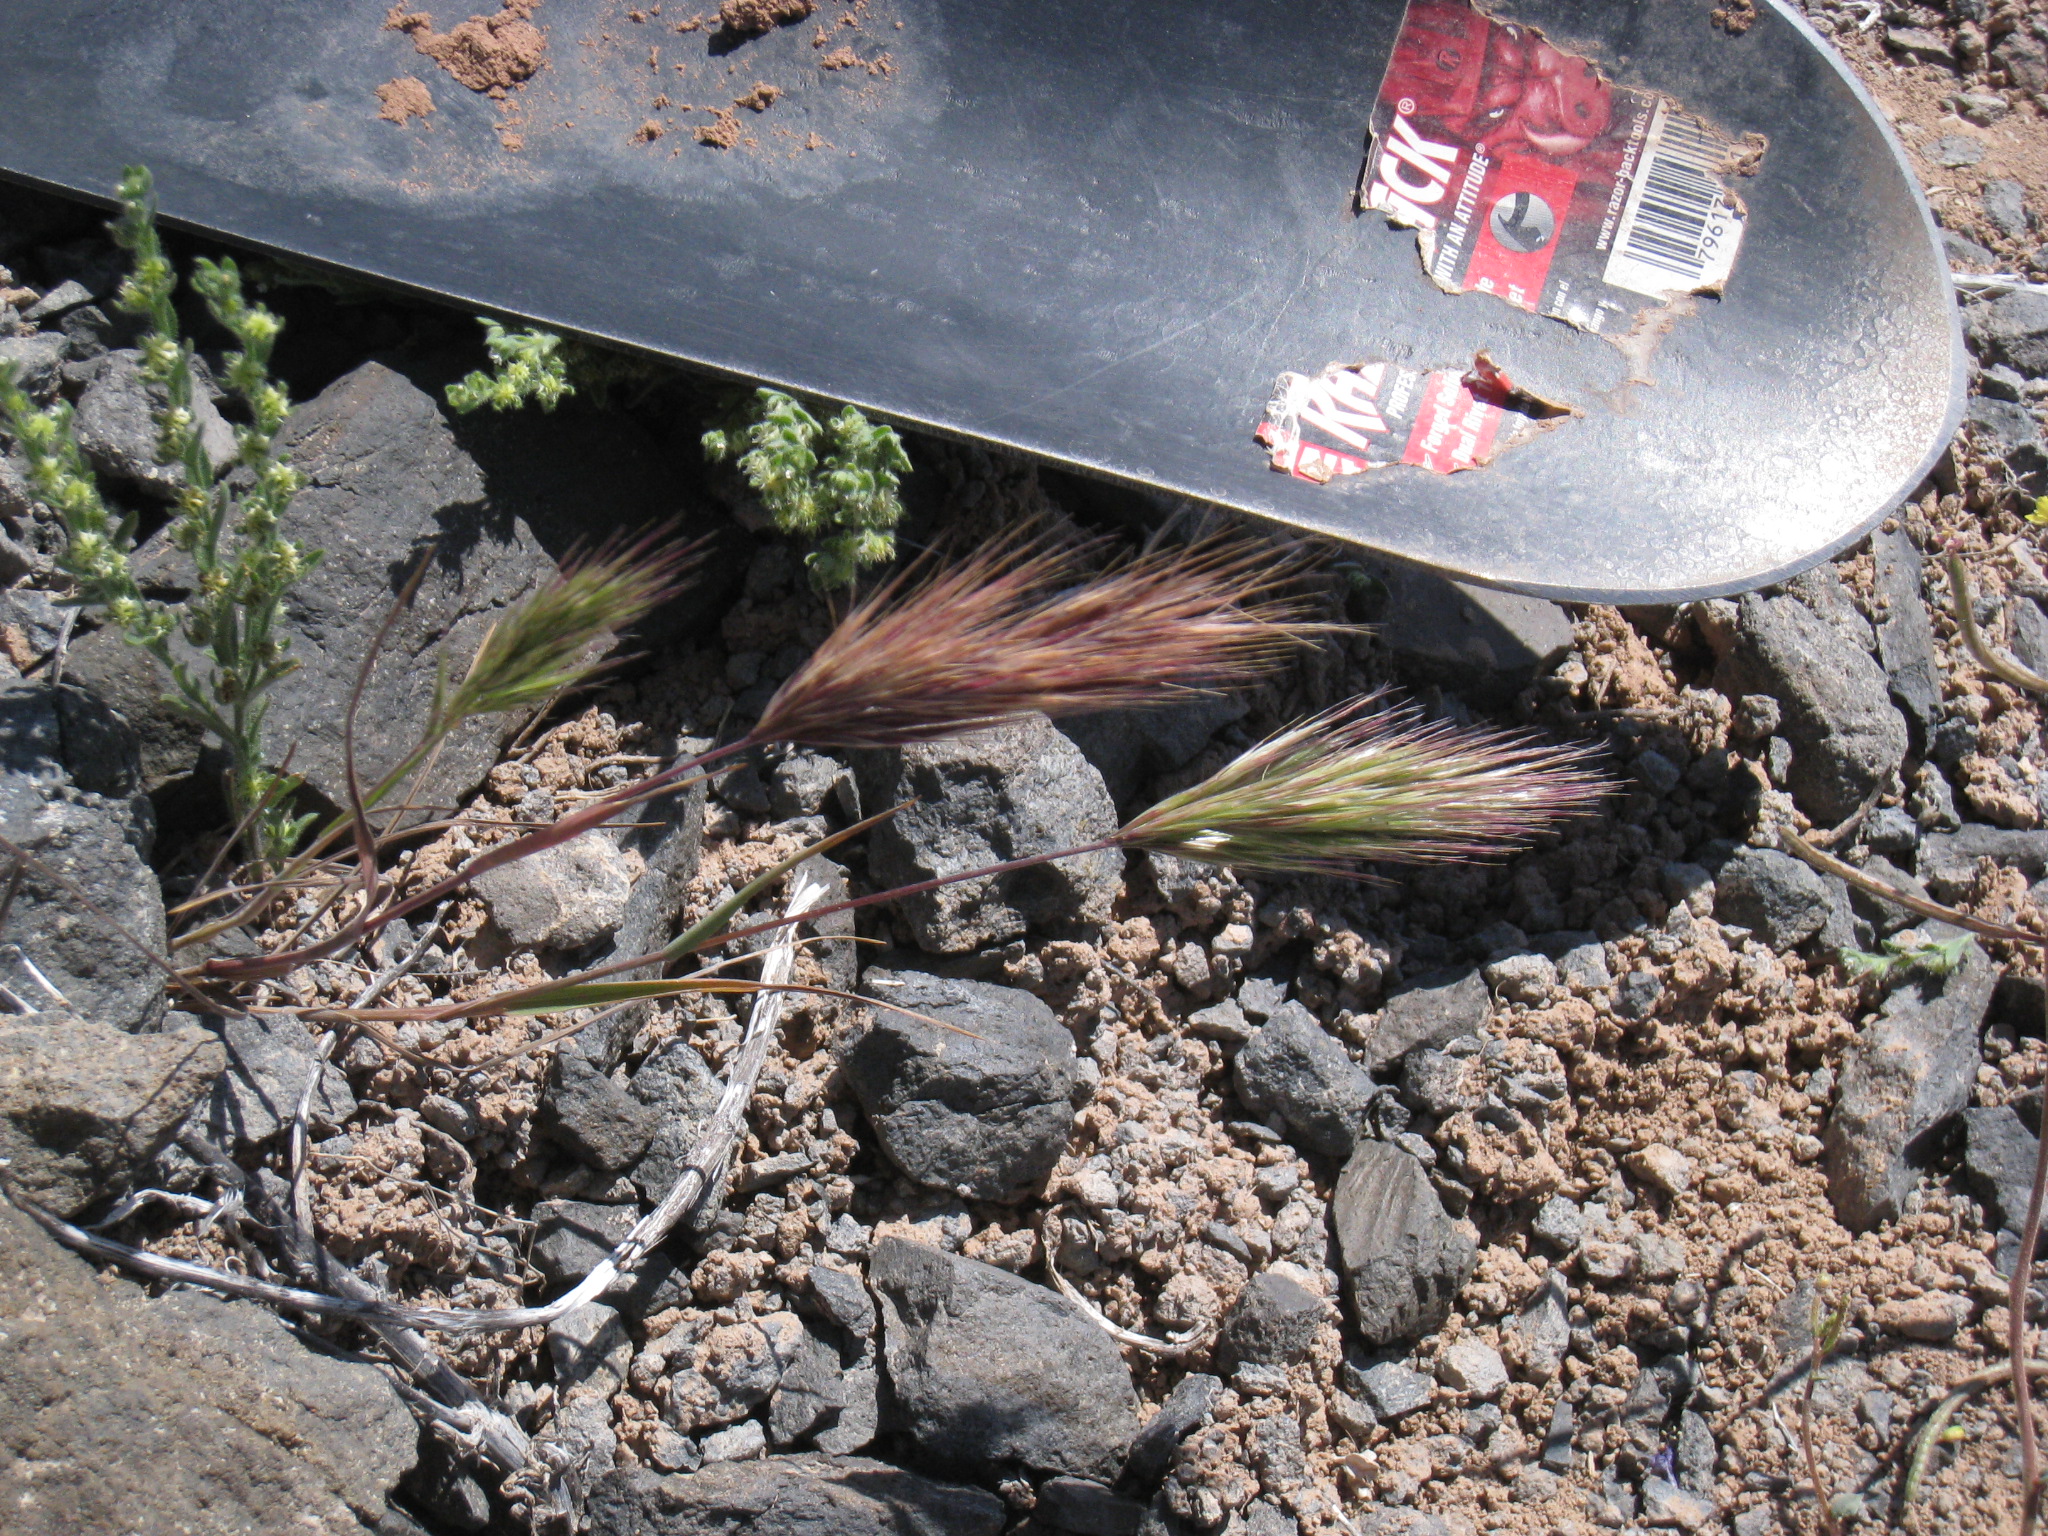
[541,1050,662,1175]
[1232,1001,1377,1159]
[1961,1104,2038,1234]
[1870,524,1940,746]
[584,1455,1005,1536]
[1921,825,2048,900]
[1824,943,2000,1230]
[198,1011,357,1149]
[1037,1476,1150,1536]
[66,361,563,814]
[1353,560,1573,709]
[0,680,166,1031]
[1056,693,1247,805]
[847,969,1077,1202]
[1715,593,1908,823]
[0,1012,223,1216]
[1330,1140,1476,1348]
[626,1037,724,1204]
[1711,846,1832,950]
[0,1200,417,1535]
[1119,1372,1221,1491]
[1966,288,2048,377]
[70,348,236,502]
[1359,968,1490,1075]
[855,714,1122,953]
[1214,1270,1330,1374]
[868,1234,1140,1481]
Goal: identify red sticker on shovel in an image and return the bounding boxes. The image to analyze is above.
[1360,0,1758,333]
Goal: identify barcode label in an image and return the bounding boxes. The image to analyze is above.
[1603,101,1745,299]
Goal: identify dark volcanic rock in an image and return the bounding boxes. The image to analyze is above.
[1824,943,1999,1230]
[1360,968,1490,1074]
[0,1013,223,1216]
[1870,524,1939,745]
[541,1050,662,1174]
[1214,1270,1329,1374]
[1921,825,2048,900]
[0,682,164,1031]
[1711,846,1832,949]
[856,714,1122,953]
[1232,1001,1376,1159]
[199,1012,357,1150]
[584,1456,1005,1536]
[1330,1141,1476,1348]
[1056,693,1247,805]
[67,361,562,814]
[1119,1372,1221,1491]
[1962,1104,2039,1234]
[868,1234,1140,1481]
[847,968,1077,1201]
[1966,288,2048,377]
[1716,593,1908,823]
[70,348,236,501]
[0,1200,417,1536]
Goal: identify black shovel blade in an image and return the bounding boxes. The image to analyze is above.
[0,0,1961,601]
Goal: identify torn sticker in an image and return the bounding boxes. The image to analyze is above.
[1359,1,1760,333]
[1257,352,1568,483]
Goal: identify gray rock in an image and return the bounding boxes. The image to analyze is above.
[1931,134,1985,168]
[532,1198,637,1285]
[1331,1141,1476,1348]
[1360,968,1489,1074]
[1232,1001,1376,1159]
[1922,825,2048,899]
[1510,1271,1570,1384]
[0,1013,223,1216]
[1238,976,1289,1021]
[70,348,237,501]
[1484,951,1558,1004]
[1356,560,1573,708]
[808,1261,877,1337]
[0,682,164,1030]
[1352,1361,1435,1420]
[1716,593,1908,823]
[868,1234,1140,1480]
[1968,397,2047,473]
[201,1012,357,1149]
[1215,1271,1328,1373]
[474,832,633,950]
[1871,524,1939,744]
[1434,1338,1507,1398]
[20,280,93,322]
[848,969,1076,1201]
[1615,970,1665,1021]
[1962,1104,2038,1233]
[1400,1042,1486,1117]
[1824,943,1999,1230]
[1886,24,1952,64]
[585,1456,1005,1536]
[66,362,563,814]
[626,1036,724,1203]
[856,714,1121,953]
[1356,1513,1454,1536]
[1985,178,2032,242]
[811,1360,881,1456]
[1966,289,2048,378]
[1119,1372,1221,1490]
[1785,565,1876,656]
[1186,997,1255,1043]
[1942,228,2000,268]
[0,332,70,402]
[1640,1475,1718,1531]
[767,1319,847,1448]
[1531,1194,1583,1249]
[1712,845,1832,950]
[1994,30,2048,92]
[1039,1477,1149,1536]
[1056,693,1247,804]
[0,1200,417,1536]
[1554,937,1612,991]
[541,1051,661,1174]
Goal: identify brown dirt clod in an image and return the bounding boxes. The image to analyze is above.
[734,81,781,112]
[386,0,548,96]
[716,0,815,38]
[375,75,437,126]
[694,107,743,148]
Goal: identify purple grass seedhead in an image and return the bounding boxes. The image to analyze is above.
[1116,693,1606,877]
[748,527,1314,750]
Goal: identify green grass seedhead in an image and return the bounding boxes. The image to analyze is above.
[749,528,1313,750]
[1118,694,1605,876]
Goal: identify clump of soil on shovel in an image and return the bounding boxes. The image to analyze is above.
[385,0,548,94]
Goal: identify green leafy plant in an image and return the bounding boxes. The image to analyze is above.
[0,166,319,867]
[1840,930,1972,984]
[702,387,909,589]
[445,319,573,414]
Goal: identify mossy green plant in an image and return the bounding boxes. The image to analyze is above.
[444,318,574,414]
[702,387,909,589]
[0,165,319,866]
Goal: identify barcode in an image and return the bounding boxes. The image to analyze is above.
[1603,102,1744,299]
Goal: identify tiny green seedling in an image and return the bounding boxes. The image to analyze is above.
[1841,930,1971,985]
[445,319,574,414]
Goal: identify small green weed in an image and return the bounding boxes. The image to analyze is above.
[702,387,909,589]
[0,166,319,866]
[445,319,574,414]
[1841,930,1971,985]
